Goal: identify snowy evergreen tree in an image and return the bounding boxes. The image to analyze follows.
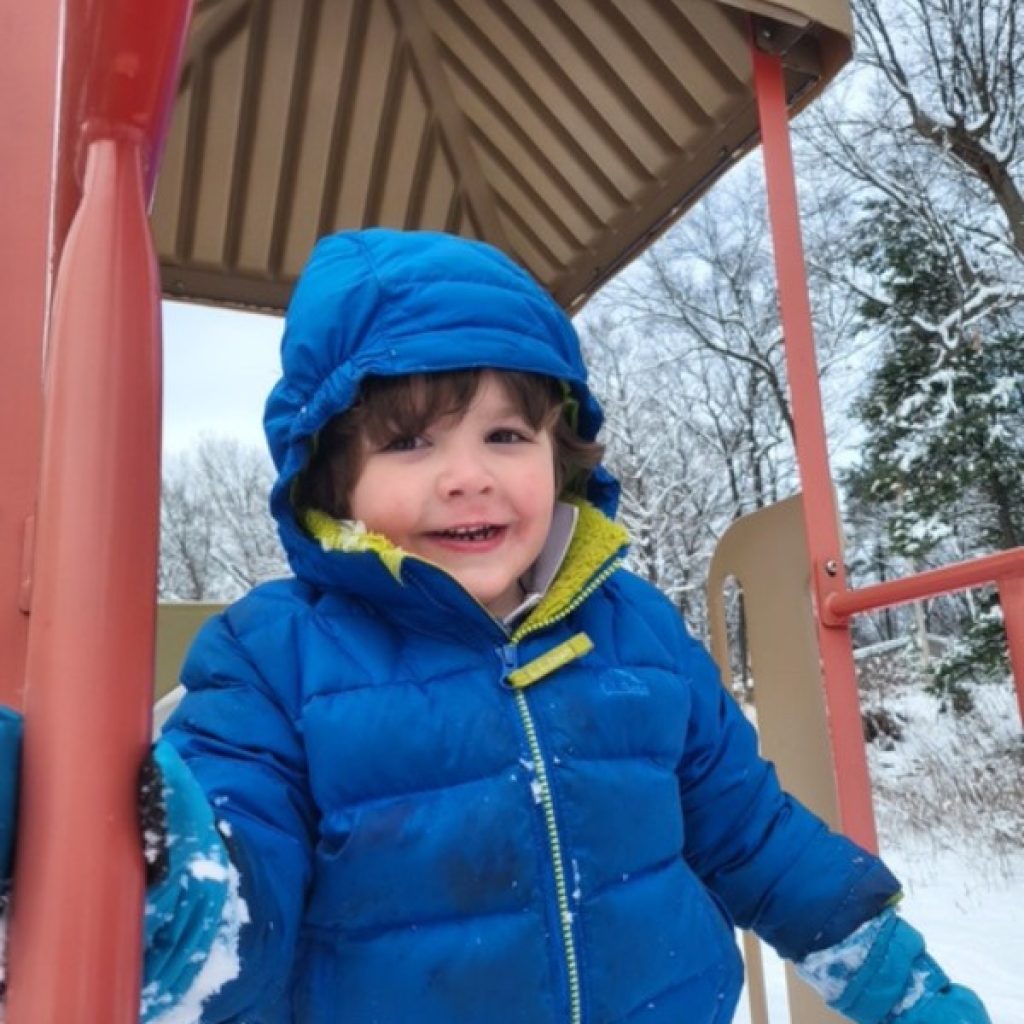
[846,197,1024,697]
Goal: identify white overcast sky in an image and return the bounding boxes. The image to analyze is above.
[162,300,283,456]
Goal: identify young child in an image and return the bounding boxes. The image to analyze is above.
[3,229,989,1023]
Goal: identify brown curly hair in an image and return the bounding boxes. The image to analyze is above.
[296,370,603,519]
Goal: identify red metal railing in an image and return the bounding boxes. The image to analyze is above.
[823,549,1024,723]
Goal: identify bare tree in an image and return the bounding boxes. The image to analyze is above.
[580,305,774,641]
[789,0,1024,688]
[159,436,287,601]
[612,177,797,441]
[191,438,285,591]
[159,467,219,601]
[800,0,1024,337]
[856,0,1024,250]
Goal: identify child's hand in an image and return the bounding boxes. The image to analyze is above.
[797,908,991,1024]
[140,741,246,1022]
[0,723,244,1020]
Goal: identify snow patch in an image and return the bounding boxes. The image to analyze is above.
[571,859,582,904]
[188,855,229,884]
[795,912,886,1003]
[142,828,163,868]
[892,967,929,1015]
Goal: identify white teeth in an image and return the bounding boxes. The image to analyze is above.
[438,525,498,541]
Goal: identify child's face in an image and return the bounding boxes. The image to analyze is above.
[348,373,557,618]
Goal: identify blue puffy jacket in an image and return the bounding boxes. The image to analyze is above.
[164,230,899,1023]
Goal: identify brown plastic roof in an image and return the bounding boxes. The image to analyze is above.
[152,0,853,315]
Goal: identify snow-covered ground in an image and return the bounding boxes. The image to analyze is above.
[734,676,1023,1023]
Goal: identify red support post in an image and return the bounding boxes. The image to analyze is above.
[5,2,192,1020]
[1000,575,1024,725]
[750,40,879,851]
[0,0,61,710]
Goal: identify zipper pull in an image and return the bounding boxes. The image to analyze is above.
[506,633,594,690]
[497,643,519,686]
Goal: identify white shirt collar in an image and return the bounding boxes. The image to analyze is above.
[502,502,579,627]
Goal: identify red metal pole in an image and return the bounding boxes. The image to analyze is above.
[997,575,1024,726]
[0,0,61,710]
[8,135,162,1023]
[751,40,878,851]
[6,1,192,1020]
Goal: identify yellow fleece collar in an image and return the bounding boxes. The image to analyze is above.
[514,499,627,636]
[302,509,407,580]
[302,497,628,632]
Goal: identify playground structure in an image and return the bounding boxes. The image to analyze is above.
[1,1,1022,1022]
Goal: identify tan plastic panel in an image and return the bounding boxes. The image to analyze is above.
[153,602,225,700]
[707,495,846,1024]
[153,0,853,314]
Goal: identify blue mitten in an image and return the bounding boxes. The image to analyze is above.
[0,720,242,1019]
[0,707,22,891]
[140,741,245,1023]
[0,706,20,1001]
[797,909,991,1024]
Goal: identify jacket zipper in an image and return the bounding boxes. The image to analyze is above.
[320,524,625,1021]
[502,555,624,1024]
[408,550,625,1023]
[500,641,582,1024]
[517,685,582,1024]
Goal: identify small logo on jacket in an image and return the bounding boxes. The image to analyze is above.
[600,670,649,697]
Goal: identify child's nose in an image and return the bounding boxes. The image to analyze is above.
[436,450,494,498]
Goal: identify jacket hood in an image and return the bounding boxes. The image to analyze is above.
[263,229,618,590]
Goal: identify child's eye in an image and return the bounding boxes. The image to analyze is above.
[381,435,427,453]
[487,427,531,444]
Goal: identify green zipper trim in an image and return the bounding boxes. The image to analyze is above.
[511,556,624,644]
[506,633,593,689]
[514,689,582,1024]
[504,562,622,1024]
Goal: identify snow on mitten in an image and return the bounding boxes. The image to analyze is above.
[890,978,992,1024]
